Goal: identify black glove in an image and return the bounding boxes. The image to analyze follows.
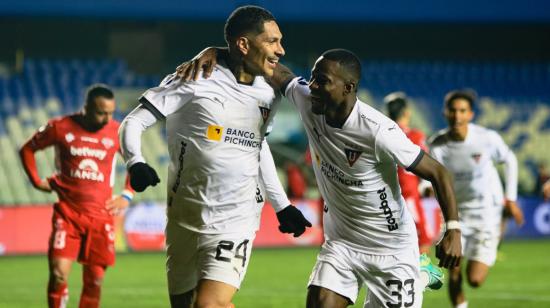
[276,205,312,237]
[128,162,160,192]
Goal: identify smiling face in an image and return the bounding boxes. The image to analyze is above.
[308,56,348,115]
[241,20,285,77]
[444,98,474,133]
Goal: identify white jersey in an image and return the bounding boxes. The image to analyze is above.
[429,123,517,220]
[285,77,421,254]
[140,61,281,234]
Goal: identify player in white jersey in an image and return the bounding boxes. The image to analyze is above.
[428,90,524,308]
[178,48,462,308]
[119,6,311,308]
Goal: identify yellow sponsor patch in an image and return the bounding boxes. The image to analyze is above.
[206,125,224,141]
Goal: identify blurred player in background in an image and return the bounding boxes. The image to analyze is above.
[119,5,310,308]
[429,89,524,308]
[544,179,550,199]
[181,48,462,308]
[385,92,434,254]
[19,84,134,308]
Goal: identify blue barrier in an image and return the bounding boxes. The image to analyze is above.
[506,197,550,238]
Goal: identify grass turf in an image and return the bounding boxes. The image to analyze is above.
[0,239,548,307]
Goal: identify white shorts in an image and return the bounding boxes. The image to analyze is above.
[460,221,500,267]
[165,221,255,295]
[308,240,422,308]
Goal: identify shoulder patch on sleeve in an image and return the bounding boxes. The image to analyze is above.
[297,77,308,85]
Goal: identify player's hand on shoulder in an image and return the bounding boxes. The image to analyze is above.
[504,200,524,226]
[176,47,220,81]
[128,162,160,192]
[276,205,312,237]
[436,229,462,269]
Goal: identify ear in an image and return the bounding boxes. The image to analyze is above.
[236,37,250,56]
[344,82,356,95]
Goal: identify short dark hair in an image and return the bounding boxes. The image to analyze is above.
[85,84,114,106]
[384,92,408,121]
[444,89,476,110]
[224,5,276,44]
[320,49,362,84]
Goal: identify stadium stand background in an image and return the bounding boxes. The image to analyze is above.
[1,1,549,243]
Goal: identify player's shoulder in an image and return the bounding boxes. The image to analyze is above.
[470,123,496,135]
[428,129,449,147]
[356,100,393,129]
[284,76,309,96]
[52,114,80,129]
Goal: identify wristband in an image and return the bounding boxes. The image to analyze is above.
[121,189,134,202]
[445,220,461,230]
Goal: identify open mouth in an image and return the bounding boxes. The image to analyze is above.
[267,58,278,68]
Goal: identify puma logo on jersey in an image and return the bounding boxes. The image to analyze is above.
[258,106,271,124]
[471,153,482,163]
[344,149,362,167]
[206,125,224,141]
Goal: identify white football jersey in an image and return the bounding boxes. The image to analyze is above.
[285,77,421,254]
[429,123,515,217]
[140,61,281,234]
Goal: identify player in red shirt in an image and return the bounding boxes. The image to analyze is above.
[385,92,434,254]
[19,84,135,308]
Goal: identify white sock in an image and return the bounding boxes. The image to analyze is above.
[456,301,468,308]
[420,271,430,290]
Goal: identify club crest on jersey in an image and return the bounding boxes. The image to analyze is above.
[258,107,270,123]
[471,153,482,163]
[344,149,362,167]
[65,132,75,143]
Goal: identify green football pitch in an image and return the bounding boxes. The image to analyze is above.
[1,240,549,307]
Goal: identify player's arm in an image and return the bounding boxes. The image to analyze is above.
[176,47,227,81]
[496,139,524,226]
[409,152,461,268]
[259,140,312,237]
[105,153,136,216]
[18,123,56,193]
[175,47,297,93]
[270,63,296,94]
[119,104,161,192]
[377,125,461,268]
[543,179,550,200]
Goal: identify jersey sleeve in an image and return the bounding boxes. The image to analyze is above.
[375,122,423,169]
[259,140,291,212]
[140,73,195,118]
[28,120,58,150]
[283,76,310,111]
[488,130,513,163]
[488,130,518,201]
[19,120,58,187]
